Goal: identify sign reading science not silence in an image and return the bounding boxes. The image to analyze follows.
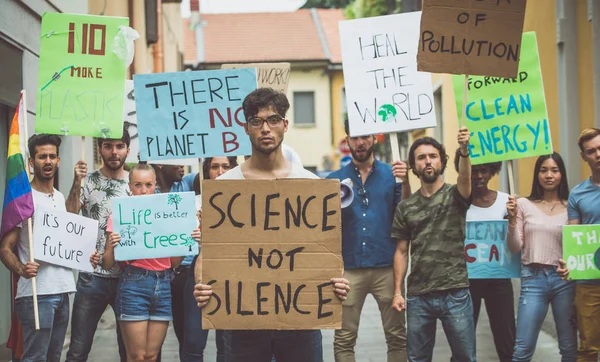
[201,179,343,330]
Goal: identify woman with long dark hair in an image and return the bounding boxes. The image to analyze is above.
[506,152,577,361]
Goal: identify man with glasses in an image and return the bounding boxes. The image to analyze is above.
[327,120,409,362]
[193,88,350,362]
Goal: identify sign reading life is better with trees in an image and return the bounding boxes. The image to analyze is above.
[36,13,128,138]
[464,220,520,279]
[111,192,198,261]
[452,33,551,165]
[418,0,527,78]
[201,180,343,330]
[563,225,600,280]
[133,69,257,162]
[339,12,436,137]
[222,63,291,94]
[33,205,98,272]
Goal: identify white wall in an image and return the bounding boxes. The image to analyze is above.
[285,68,332,171]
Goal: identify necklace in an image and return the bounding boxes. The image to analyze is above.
[543,200,560,212]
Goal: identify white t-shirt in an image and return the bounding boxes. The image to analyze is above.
[281,144,303,166]
[466,191,510,221]
[218,162,318,180]
[17,188,76,299]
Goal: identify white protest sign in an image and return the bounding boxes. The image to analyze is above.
[33,205,98,272]
[339,12,436,137]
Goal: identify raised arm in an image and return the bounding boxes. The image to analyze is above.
[456,127,471,201]
[66,160,87,213]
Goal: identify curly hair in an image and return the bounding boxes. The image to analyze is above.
[242,88,290,120]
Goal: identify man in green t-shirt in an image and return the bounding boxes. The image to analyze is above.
[391,127,474,362]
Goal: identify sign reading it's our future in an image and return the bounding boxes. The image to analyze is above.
[339,12,436,137]
[201,179,343,330]
[452,32,552,165]
[563,224,600,280]
[464,220,521,279]
[33,205,98,272]
[36,13,128,138]
[133,69,257,162]
[418,0,527,78]
[111,192,198,261]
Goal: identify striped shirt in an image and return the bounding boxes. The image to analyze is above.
[507,198,567,266]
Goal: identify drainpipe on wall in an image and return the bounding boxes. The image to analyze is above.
[591,0,600,128]
[153,0,164,73]
[190,0,205,68]
[556,0,581,183]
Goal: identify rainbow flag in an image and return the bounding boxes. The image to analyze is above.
[0,92,33,239]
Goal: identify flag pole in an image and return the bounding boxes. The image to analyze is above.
[20,90,40,331]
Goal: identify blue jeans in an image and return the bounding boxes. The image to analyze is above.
[115,265,172,321]
[406,288,476,362]
[513,265,577,361]
[223,330,322,362]
[65,273,127,362]
[182,266,225,362]
[15,293,70,362]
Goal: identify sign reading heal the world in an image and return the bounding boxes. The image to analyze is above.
[33,205,98,272]
[133,69,257,162]
[222,63,291,94]
[36,12,128,138]
[418,0,527,78]
[111,192,198,261]
[464,220,521,279]
[563,224,600,280]
[339,12,436,137]
[452,32,552,165]
[201,179,343,330]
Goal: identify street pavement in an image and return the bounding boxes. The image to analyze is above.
[71,294,562,362]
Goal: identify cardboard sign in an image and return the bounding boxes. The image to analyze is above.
[452,33,551,165]
[464,220,520,279]
[36,13,128,138]
[111,192,199,261]
[222,63,291,94]
[563,224,600,280]
[33,205,98,272]
[339,12,436,137]
[133,69,257,162]
[418,0,527,78]
[201,179,343,330]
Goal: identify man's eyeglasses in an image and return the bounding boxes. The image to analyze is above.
[247,115,285,128]
[357,186,369,209]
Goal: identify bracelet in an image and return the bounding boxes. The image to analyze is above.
[393,293,402,298]
[459,150,470,157]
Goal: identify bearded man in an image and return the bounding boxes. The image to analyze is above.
[391,129,476,362]
[326,120,410,362]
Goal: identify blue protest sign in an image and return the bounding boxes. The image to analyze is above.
[111,192,199,261]
[464,220,521,279]
[133,69,257,161]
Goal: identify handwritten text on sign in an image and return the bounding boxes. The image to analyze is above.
[111,192,198,261]
[222,63,291,94]
[201,179,343,330]
[133,69,257,162]
[464,220,520,279]
[418,0,527,78]
[33,205,98,272]
[36,13,128,138]
[452,33,552,165]
[563,224,600,280]
[339,12,436,137]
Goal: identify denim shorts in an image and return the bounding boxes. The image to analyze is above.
[115,265,173,322]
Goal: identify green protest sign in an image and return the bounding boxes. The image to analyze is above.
[36,13,128,138]
[452,32,552,165]
[563,225,600,280]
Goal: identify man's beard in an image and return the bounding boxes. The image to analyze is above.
[349,145,374,163]
[251,137,283,155]
[103,156,125,171]
[35,166,55,181]
[418,167,441,183]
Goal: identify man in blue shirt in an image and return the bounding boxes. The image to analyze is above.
[327,120,410,362]
[562,127,600,361]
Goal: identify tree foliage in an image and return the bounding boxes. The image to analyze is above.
[301,0,353,9]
